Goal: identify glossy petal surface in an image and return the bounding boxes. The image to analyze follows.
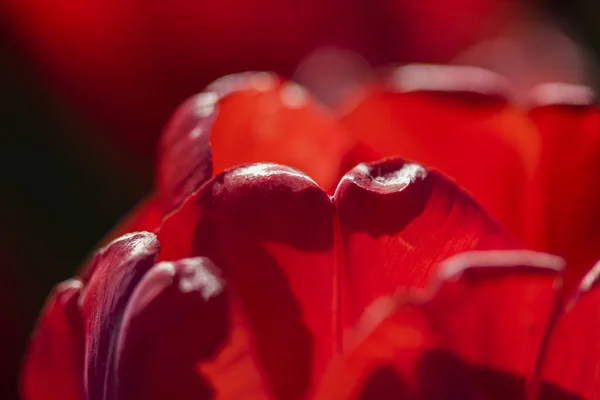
[528,87,600,285]
[158,163,336,399]
[341,65,541,245]
[334,159,520,327]
[316,250,566,400]
[21,280,84,400]
[81,232,160,400]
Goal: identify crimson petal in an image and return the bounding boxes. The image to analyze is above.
[316,250,566,400]
[21,280,85,400]
[80,232,160,400]
[157,163,336,399]
[333,158,520,328]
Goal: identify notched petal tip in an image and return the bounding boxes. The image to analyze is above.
[390,64,511,98]
[529,83,596,107]
[336,158,427,196]
[437,250,566,282]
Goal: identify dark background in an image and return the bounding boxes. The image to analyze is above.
[0,1,598,399]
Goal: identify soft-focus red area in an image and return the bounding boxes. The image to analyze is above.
[541,263,600,400]
[340,71,541,246]
[0,0,507,157]
[334,159,519,328]
[315,251,567,400]
[528,102,600,287]
[20,280,84,400]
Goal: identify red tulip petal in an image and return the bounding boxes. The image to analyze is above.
[316,250,566,400]
[21,280,85,400]
[334,158,519,328]
[157,163,336,399]
[80,232,160,400]
[340,65,542,245]
[157,72,356,212]
[156,92,215,212]
[528,84,600,286]
[540,261,600,399]
[113,257,272,400]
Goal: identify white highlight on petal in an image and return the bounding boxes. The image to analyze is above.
[250,72,277,92]
[341,162,427,195]
[577,260,600,295]
[392,64,510,97]
[189,127,203,139]
[177,259,224,300]
[529,83,595,107]
[193,92,218,118]
[438,250,565,282]
[280,82,309,109]
[234,163,318,185]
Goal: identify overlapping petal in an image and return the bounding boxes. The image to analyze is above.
[315,250,570,400]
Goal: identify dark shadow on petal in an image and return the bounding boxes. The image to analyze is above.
[417,350,581,400]
[358,365,409,400]
[118,267,229,400]
[192,216,314,400]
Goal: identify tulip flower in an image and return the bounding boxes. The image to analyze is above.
[22,70,600,399]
